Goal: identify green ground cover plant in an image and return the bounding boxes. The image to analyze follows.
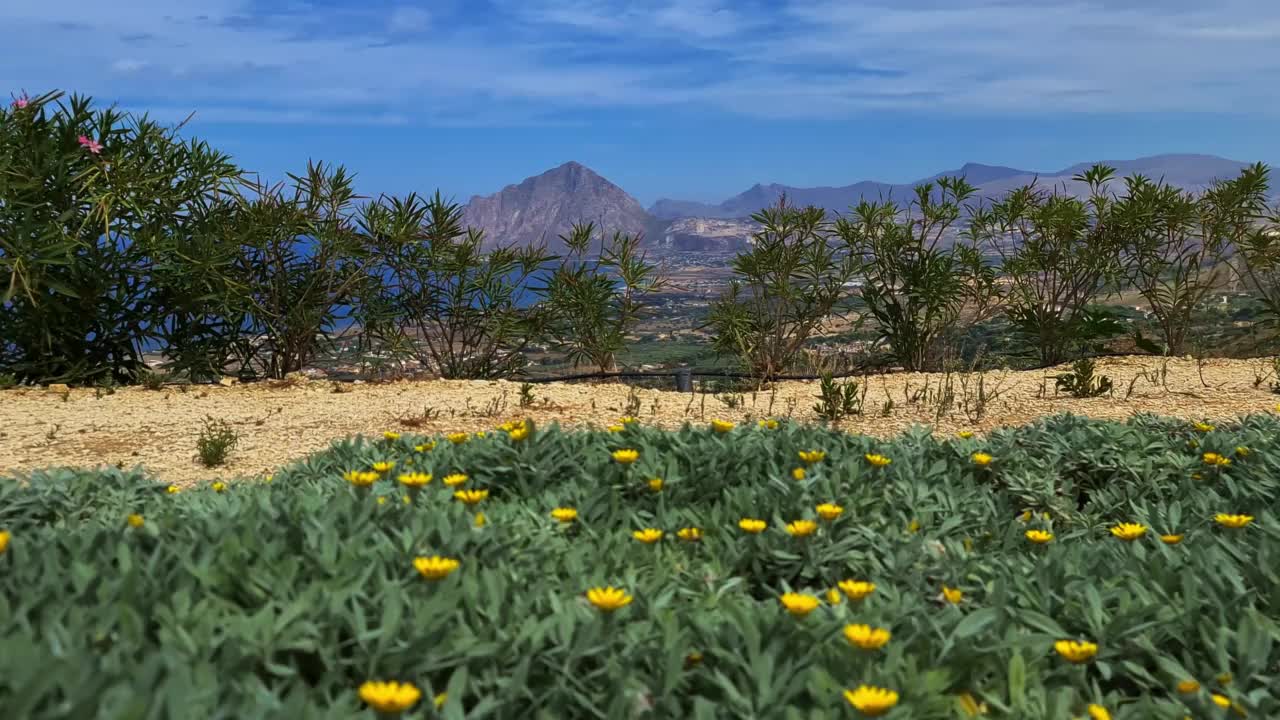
[1,414,1277,718]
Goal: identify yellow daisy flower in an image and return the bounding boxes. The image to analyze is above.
[798,450,826,465]
[843,685,898,716]
[359,681,421,714]
[785,519,818,537]
[779,592,820,617]
[843,624,891,650]
[1110,522,1147,541]
[1215,514,1254,529]
[632,528,664,544]
[413,556,459,580]
[816,503,844,521]
[397,472,432,488]
[453,489,489,505]
[1025,529,1053,544]
[838,579,876,600]
[586,586,633,612]
[1054,639,1098,663]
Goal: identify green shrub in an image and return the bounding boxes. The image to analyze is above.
[222,162,371,379]
[541,221,666,373]
[1232,198,1280,330]
[1055,358,1114,398]
[140,370,167,391]
[194,416,239,467]
[1,414,1277,717]
[0,91,243,385]
[834,178,1001,371]
[708,198,858,379]
[812,373,863,423]
[518,382,536,408]
[355,192,554,379]
[1115,163,1271,356]
[968,167,1125,365]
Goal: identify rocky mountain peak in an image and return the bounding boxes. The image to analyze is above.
[463,161,650,251]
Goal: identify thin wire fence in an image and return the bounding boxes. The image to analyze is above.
[168,347,1196,391]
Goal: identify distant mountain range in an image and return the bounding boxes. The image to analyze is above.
[647,154,1260,220]
[461,154,1269,250]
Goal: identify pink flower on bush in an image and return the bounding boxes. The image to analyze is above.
[78,135,103,154]
[11,94,29,109]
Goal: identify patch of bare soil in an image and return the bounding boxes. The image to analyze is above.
[1,356,1276,485]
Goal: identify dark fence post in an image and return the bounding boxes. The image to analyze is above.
[674,367,693,393]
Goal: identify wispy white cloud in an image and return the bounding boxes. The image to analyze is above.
[110,59,148,74]
[3,0,1280,127]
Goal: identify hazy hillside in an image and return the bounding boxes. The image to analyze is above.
[970,154,1257,202]
[647,154,1262,220]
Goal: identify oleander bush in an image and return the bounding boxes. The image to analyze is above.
[353,192,558,381]
[2,414,1278,718]
[541,221,667,374]
[708,200,859,379]
[967,166,1126,366]
[835,178,1001,373]
[0,91,243,385]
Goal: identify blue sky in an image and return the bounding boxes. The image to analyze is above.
[4,0,1280,205]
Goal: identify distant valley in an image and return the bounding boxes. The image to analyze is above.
[462,154,1268,252]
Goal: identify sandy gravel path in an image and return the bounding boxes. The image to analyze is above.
[2,356,1276,485]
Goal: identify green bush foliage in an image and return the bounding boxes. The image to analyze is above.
[812,373,864,423]
[708,199,858,379]
[194,416,240,467]
[2,415,1278,718]
[1228,201,1280,331]
[219,163,373,379]
[835,178,1001,372]
[542,222,666,373]
[1113,163,1271,356]
[0,91,243,385]
[355,192,555,380]
[1054,358,1115,399]
[968,166,1126,365]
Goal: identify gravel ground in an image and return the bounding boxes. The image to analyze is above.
[2,356,1277,485]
